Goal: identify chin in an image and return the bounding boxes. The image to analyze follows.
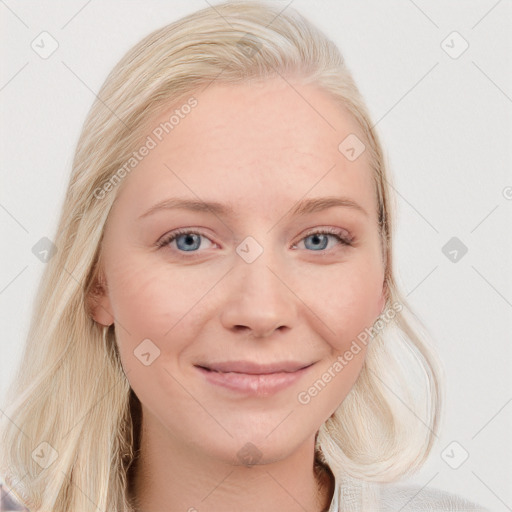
[192,427,312,468]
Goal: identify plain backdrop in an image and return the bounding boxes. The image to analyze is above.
[1,1,511,510]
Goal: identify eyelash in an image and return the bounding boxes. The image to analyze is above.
[156,227,353,254]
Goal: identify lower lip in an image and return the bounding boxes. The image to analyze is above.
[195,365,312,396]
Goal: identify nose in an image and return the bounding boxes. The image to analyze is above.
[219,249,297,339]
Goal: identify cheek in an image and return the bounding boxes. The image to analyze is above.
[313,254,384,352]
[106,256,204,358]
[108,252,207,321]
[298,257,383,413]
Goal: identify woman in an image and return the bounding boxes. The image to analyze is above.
[0,2,490,511]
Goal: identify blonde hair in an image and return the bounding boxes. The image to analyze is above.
[0,1,443,510]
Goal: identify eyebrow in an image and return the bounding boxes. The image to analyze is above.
[138,195,368,219]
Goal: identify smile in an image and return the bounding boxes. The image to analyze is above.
[194,361,315,396]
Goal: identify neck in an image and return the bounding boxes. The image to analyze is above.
[127,413,335,512]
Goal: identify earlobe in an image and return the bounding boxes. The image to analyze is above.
[87,275,115,326]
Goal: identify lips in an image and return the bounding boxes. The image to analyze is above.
[196,360,313,375]
[194,360,315,396]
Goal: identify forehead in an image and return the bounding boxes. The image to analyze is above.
[112,78,377,222]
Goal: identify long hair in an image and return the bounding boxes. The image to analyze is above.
[0,2,443,510]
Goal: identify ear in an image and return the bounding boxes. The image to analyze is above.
[87,272,115,326]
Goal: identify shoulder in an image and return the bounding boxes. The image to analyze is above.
[0,481,30,511]
[377,483,491,512]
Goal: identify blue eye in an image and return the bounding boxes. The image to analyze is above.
[173,232,200,252]
[157,227,353,254]
[157,230,214,252]
[299,231,350,251]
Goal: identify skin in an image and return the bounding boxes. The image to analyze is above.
[89,77,386,512]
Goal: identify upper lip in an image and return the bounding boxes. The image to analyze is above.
[196,360,314,374]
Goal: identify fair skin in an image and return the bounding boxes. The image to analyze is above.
[90,77,386,512]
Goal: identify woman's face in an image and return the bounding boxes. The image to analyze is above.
[90,77,386,465]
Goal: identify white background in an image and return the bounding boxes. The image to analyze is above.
[1,1,511,510]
